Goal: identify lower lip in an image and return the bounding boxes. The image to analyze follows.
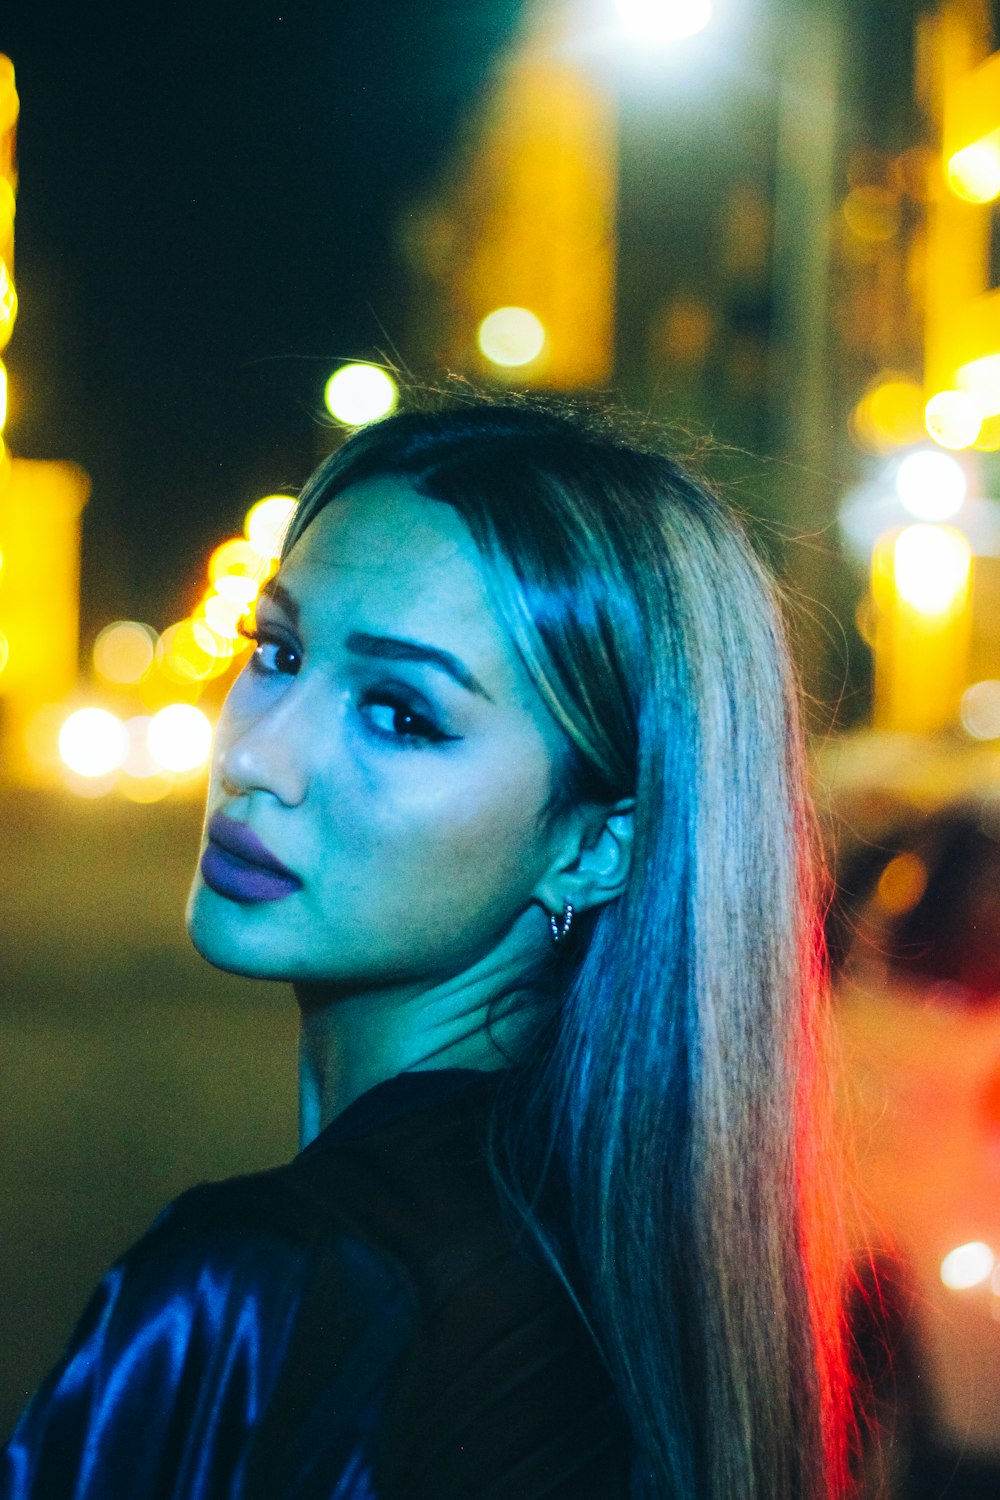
[200,842,302,904]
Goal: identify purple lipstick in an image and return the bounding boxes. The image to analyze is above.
[200,812,302,904]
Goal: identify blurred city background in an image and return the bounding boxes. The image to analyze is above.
[3,0,1000,1491]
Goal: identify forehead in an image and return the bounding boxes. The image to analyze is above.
[280,476,487,619]
[276,476,529,699]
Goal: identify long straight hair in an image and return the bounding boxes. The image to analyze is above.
[283,399,852,1500]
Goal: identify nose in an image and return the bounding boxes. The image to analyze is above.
[215,680,316,807]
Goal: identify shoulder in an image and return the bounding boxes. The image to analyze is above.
[49,1158,417,1414]
[120,1156,418,1351]
[1,1162,416,1500]
[75,1071,502,1357]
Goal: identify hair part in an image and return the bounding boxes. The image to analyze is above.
[283,396,853,1500]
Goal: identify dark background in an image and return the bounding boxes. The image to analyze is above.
[1,0,522,636]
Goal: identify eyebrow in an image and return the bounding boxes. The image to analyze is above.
[344,631,494,702]
[258,579,493,701]
[259,578,300,627]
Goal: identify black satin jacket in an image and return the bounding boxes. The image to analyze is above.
[1,1067,632,1499]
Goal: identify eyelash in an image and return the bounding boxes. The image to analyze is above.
[238,625,457,748]
[358,691,456,747]
[238,623,301,677]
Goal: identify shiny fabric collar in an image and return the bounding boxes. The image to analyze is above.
[303,1067,504,1152]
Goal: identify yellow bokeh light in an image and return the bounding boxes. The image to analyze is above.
[893,524,971,615]
[323,364,398,427]
[477,307,546,368]
[0,628,8,673]
[0,259,16,350]
[614,0,713,42]
[941,1241,995,1290]
[190,618,236,677]
[156,620,217,683]
[208,537,269,587]
[93,620,157,685]
[198,592,247,642]
[958,352,1000,420]
[58,707,129,778]
[0,359,7,432]
[0,190,13,261]
[213,572,259,607]
[876,852,928,915]
[119,774,174,805]
[0,54,16,106]
[947,135,1000,204]
[245,494,296,560]
[841,185,900,243]
[974,413,1000,452]
[851,375,925,451]
[924,389,982,450]
[868,378,924,443]
[148,704,213,774]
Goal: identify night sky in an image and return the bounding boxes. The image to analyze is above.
[1,2,523,638]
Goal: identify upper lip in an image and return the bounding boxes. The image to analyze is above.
[207,812,300,880]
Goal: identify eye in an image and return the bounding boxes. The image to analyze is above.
[239,624,302,677]
[359,690,457,747]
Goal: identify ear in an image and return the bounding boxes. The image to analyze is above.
[533,798,635,918]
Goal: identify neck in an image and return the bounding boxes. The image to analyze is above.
[294,942,550,1146]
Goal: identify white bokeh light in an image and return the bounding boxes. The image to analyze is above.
[893,525,971,615]
[941,1242,995,1291]
[895,449,967,521]
[924,389,982,450]
[323,365,398,427]
[93,620,157,685]
[148,704,214,774]
[58,708,129,778]
[614,0,713,43]
[947,137,1000,204]
[245,494,296,559]
[960,680,1000,741]
[477,307,546,368]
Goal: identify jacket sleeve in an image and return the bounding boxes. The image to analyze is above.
[0,1189,415,1500]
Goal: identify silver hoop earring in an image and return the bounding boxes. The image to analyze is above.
[549,901,574,945]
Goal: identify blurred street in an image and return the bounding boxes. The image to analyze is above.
[0,788,298,1439]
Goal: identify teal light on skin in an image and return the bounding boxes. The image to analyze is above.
[186,478,633,1142]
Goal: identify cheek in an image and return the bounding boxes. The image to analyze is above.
[420,768,549,882]
[325,742,554,926]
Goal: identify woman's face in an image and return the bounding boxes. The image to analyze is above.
[186,476,568,986]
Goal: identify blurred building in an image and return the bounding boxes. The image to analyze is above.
[0,459,91,781]
[855,0,1000,733]
[0,58,93,785]
[396,0,616,393]
[394,0,1000,738]
[395,0,783,455]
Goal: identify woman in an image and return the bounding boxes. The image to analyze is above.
[2,399,852,1499]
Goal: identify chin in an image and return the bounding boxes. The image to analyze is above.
[185,877,294,982]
